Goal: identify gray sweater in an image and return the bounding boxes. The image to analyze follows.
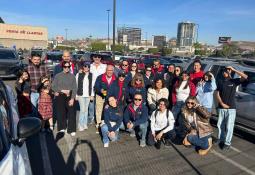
[52,72,77,99]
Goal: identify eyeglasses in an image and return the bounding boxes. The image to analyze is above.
[122,64,128,67]
[134,98,142,101]
[63,66,71,68]
[186,102,194,105]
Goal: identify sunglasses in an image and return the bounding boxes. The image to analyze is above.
[175,69,180,72]
[119,75,126,78]
[146,69,152,71]
[122,64,128,67]
[84,65,90,68]
[135,79,142,81]
[63,66,71,68]
[134,98,142,101]
[186,102,194,105]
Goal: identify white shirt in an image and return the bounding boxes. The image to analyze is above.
[76,73,95,97]
[176,80,190,102]
[150,110,175,134]
[90,63,107,79]
[106,76,112,84]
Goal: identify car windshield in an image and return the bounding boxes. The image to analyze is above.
[0,50,16,60]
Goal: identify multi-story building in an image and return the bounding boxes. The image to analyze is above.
[117,27,141,46]
[177,21,196,47]
[152,35,166,47]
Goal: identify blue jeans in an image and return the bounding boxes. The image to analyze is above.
[172,101,185,119]
[101,124,119,144]
[88,100,95,123]
[217,109,236,145]
[187,134,210,150]
[128,122,148,142]
[30,92,39,117]
[77,96,90,129]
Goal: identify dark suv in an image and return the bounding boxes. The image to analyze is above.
[0,48,24,78]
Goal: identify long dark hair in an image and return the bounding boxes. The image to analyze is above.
[16,69,30,81]
[177,71,189,89]
[152,78,165,89]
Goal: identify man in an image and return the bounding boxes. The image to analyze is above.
[27,53,50,110]
[53,50,77,77]
[94,65,116,133]
[152,59,165,79]
[90,53,107,125]
[143,66,154,90]
[164,64,175,108]
[190,60,204,86]
[120,60,129,73]
[124,93,149,147]
[216,66,248,150]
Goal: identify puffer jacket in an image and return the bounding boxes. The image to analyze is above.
[180,105,213,138]
[147,87,169,106]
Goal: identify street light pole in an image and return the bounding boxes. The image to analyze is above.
[107,9,111,51]
[112,0,116,60]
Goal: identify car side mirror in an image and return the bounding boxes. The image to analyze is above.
[17,117,41,139]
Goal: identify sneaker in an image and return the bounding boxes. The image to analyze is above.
[198,138,212,156]
[183,135,191,146]
[104,143,109,148]
[96,127,100,134]
[155,141,161,149]
[59,129,65,133]
[84,125,88,130]
[164,139,172,147]
[130,130,136,137]
[222,144,231,151]
[140,140,146,147]
[70,132,76,137]
[79,127,85,132]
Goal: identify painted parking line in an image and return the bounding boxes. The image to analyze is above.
[39,133,53,175]
[211,149,255,175]
[230,146,255,161]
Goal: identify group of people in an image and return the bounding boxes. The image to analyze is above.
[15,50,248,155]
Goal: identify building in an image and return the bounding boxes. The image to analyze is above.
[168,38,177,48]
[177,21,196,47]
[117,27,141,46]
[152,35,166,47]
[0,23,48,49]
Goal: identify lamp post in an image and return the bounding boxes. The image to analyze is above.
[112,0,116,60]
[107,9,111,51]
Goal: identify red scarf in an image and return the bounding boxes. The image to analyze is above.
[118,80,124,101]
[134,83,143,88]
[101,73,116,87]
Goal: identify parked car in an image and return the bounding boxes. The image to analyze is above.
[185,59,255,132]
[161,57,187,67]
[43,51,63,75]
[0,48,24,78]
[0,80,41,175]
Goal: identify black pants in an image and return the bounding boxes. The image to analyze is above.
[55,94,76,133]
[147,129,176,146]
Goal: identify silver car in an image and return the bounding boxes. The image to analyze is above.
[0,80,41,175]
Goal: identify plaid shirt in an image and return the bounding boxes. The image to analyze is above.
[27,63,50,92]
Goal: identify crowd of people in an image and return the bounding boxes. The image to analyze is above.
[15,50,248,155]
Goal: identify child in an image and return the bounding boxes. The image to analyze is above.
[15,69,32,118]
[38,76,53,131]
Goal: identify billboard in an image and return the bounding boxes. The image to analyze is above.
[0,24,48,41]
[218,37,231,44]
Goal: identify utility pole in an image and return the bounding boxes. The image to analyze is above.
[112,0,116,60]
[107,9,111,51]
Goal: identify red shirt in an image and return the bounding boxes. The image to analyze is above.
[190,71,204,86]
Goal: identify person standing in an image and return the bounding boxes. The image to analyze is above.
[164,64,175,108]
[124,93,149,147]
[76,62,95,131]
[27,53,50,111]
[190,60,204,86]
[90,53,107,125]
[216,66,248,150]
[126,62,138,85]
[143,66,154,90]
[94,65,116,132]
[152,59,165,79]
[52,61,77,136]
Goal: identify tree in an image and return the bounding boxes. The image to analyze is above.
[148,48,159,54]
[112,44,124,53]
[91,42,106,51]
[193,42,205,56]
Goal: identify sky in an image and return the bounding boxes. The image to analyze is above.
[0,0,255,45]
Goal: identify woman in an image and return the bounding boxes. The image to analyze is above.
[126,62,138,85]
[179,96,213,155]
[196,71,217,113]
[52,61,77,136]
[143,66,154,90]
[148,98,175,149]
[101,96,123,148]
[75,62,94,131]
[127,73,146,104]
[147,78,169,114]
[172,71,196,119]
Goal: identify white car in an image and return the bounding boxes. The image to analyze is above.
[0,80,41,175]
